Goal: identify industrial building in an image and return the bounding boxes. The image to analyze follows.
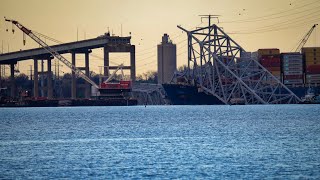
[157,34,176,84]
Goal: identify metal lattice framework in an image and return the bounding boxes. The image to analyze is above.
[177,24,301,105]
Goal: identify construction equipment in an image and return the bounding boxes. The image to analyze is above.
[99,64,132,93]
[294,24,318,52]
[4,17,132,94]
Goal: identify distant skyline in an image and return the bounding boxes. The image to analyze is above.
[0,0,320,76]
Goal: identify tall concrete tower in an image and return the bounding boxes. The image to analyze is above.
[157,34,176,84]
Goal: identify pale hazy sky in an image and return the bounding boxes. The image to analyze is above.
[0,0,320,76]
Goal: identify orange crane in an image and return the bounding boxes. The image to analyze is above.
[4,17,132,93]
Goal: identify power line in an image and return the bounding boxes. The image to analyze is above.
[221,0,320,24]
[225,4,320,24]
[228,11,320,34]
[229,17,320,35]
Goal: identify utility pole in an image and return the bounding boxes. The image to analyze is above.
[199,15,220,62]
[52,61,63,80]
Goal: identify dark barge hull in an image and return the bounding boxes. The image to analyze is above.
[0,98,137,107]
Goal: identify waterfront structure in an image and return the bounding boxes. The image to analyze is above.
[157,34,176,84]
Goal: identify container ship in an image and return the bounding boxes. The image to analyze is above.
[163,48,320,105]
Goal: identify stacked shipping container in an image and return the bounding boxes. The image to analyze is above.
[257,49,281,80]
[281,53,304,85]
[302,47,320,84]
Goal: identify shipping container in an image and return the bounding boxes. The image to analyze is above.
[306,63,320,67]
[306,65,320,74]
[284,75,303,79]
[305,80,320,84]
[305,73,320,84]
[258,49,280,56]
[284,79,304,85]
[304,52,320,57]
[305,56,320,61]
[270,71,281,76]
[302,47,320,53]
[283,66,303,70]
[283,71,303,75]
[266,67,281,71]
[306,74,320,80]
[283,63,303,67]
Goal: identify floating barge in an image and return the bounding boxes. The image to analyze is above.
[0,98,137,107]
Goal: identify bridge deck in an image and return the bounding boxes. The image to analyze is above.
[0,36,131,64]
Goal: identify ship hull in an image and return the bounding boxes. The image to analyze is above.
[163,84,320,105]
[163,84,224,105]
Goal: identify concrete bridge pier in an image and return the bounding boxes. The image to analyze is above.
[130,45,136,82]
[47,59,53,99]
[40,60,45,97]
[103,45,110,77]
[85,51,90,99]
[33,59,39,98]
[33,57,53,99]
[10,63,16,98]
[103,45,136,81]
[71,50,92,99]
[71,52,76,99]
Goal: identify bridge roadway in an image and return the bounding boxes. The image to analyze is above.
[0,35,136,99]
[0,36,132,63]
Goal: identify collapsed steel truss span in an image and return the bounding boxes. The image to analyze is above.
[177,24,301,105]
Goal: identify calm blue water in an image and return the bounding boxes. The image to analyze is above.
[0,105,319,179]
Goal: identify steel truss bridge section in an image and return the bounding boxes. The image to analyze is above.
[177,24,301,105]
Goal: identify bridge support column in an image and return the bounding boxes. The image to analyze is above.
[71,52,76,99]
[104,45,109,77]
[34,59,39,98]
[10,63,16,98]
[47,59,53,99]
[0,65,2,88]
[40,60,45,97]
[130,45,136,82]
[85,52,90,98]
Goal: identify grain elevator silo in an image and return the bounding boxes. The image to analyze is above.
[157,34,177,84]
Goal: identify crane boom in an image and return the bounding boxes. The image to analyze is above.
[295,24,318,52]
[104,64,124,83]
[4,17,99,89]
